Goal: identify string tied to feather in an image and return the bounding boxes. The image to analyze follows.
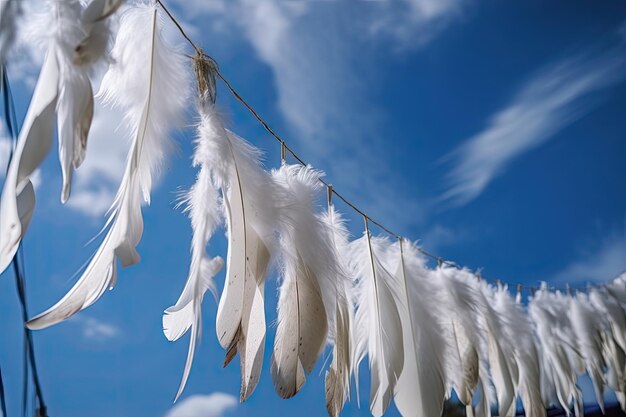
[327,184,333,208]
[280,141,287,165]
[192,50,217,104]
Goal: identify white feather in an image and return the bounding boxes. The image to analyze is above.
[389,240,447,417]
[493,286,546,417]
[0,51,58,276]
[27,3,188,330]
[569,293,607,412]
[590,287,626,353]
[54,0,94,204]
[530,287,583,415]
[162,106,228,403]
[433,267,486,409]
[351,234,404,417]
[0,0,121,276]
[209,125,276,401]
[474,280,515,417]
[270,164,342,399]
[320,206,354,417]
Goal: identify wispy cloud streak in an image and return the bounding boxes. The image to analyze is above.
[165,393,237,417]
[554,231,626,284]
[443,47,626,206]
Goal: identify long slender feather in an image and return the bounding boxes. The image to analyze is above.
[27,3,188,329]
[493,286,546,417]
[162,99,226,401]
[270,164,342,399]
[530,287,583,415]
[0,50,58,275]
[320,206,353,417]
[569,293,606,412]
[210,125,276,401]
[0,0,121,276]
[434,267,484,408]
[474,280,515,417]
[351,234,404,417]
[390,240,447,417]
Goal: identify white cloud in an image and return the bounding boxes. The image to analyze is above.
[67,102,130,217]
[554,232,626,284]
[165,393,237,417]
[419,224,462,252]
[443,48,626,206]
[168,0,464,231]
[367,0,464,48]
[71,315,121,341]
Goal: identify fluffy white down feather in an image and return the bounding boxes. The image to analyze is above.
[27,3,188,330]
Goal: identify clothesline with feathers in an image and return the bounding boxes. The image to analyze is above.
[153,0,611,295]
[2,2,626,417]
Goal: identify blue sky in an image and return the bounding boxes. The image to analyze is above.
[1,0,626,416]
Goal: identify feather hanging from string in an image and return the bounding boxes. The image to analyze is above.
[433,267,485,410]
[58,0,125,204]
[589,287,626,409]
[569,293,607,412]
[472,280,515,417]
[530,287,583,415]
[493,286,546,417]
[209,123,277,401]
[590,287,626,354]
[0,0,122,276]
[351,232,404,417]
[270,164,342,399]
[27,3,188,330]
[320,204,354,417]
[0,5,59,276]
[162,58,225,402]
[389,240,447,417]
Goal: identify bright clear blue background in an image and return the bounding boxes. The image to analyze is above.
[1,0,626,416]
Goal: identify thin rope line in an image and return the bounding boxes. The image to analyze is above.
[155,0,615,294]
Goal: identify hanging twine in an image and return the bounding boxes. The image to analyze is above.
[192,50,218,104]
[154,0,620,295]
